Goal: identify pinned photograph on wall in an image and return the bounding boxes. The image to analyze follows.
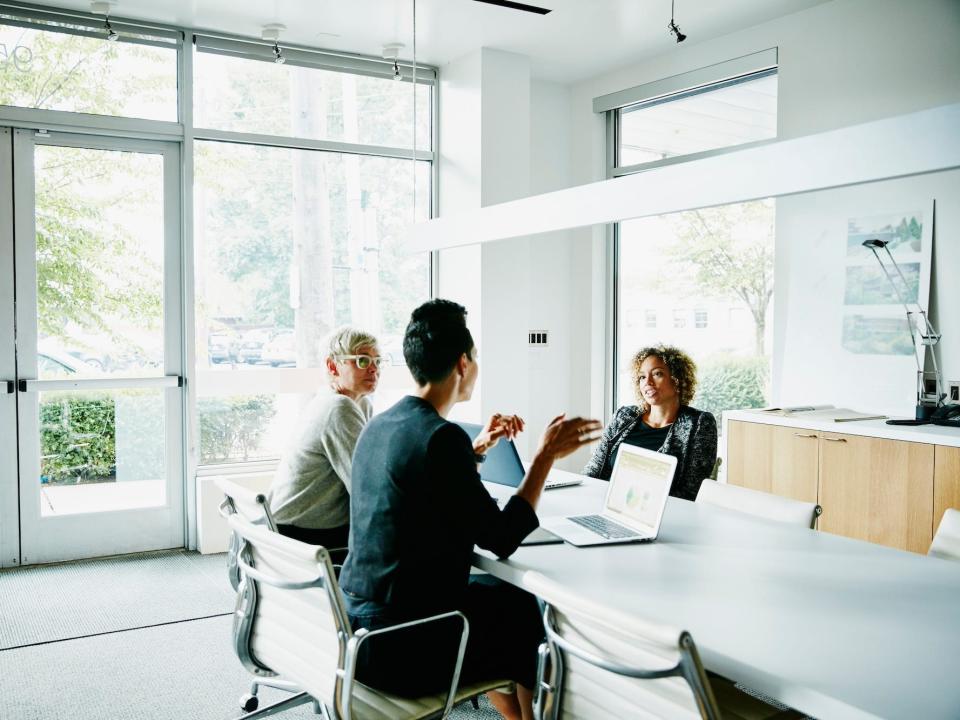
[841,207,933,355]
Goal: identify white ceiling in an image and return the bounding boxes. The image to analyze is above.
[41,0,832,83]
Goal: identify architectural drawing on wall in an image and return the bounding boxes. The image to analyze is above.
[841,209,932,356]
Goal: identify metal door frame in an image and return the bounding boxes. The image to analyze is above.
[10,128,184,565]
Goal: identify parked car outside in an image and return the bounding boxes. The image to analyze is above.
[261,330,296,367]
[37,344,102,378]
[235,328,275,364]
[379,335,407,366]
[208,331,238,365]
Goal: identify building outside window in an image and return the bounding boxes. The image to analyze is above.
[694,309,709,329]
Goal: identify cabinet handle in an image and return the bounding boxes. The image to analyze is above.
[824,437,847,443]
[793,432,817,438]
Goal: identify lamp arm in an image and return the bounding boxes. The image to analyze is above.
[866,246,922,373]
[877,245,945,405]
[868,246,912,315]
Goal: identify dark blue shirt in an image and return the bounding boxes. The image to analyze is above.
[340,396,539,620]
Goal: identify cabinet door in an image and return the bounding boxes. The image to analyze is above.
[819,432,934,553]
[726,421,818,503]
[727,421,774,491]
[934,445,960,533]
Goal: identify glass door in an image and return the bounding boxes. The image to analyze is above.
[11,129,184,565]
[0,128,17,568]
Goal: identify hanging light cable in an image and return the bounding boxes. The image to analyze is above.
[668,0,687,43]
[412,0,418,228]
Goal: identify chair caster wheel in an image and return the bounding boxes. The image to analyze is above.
[240,693,259,712]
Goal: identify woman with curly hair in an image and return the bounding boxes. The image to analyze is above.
[584,344,717,500]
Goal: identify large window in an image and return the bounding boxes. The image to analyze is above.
[193,50,433,466]
[194,51,430,149]
[0,16,178,120]
[618,69,777,167]
[613,67,776,425]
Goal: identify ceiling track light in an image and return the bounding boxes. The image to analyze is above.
[90,1,119,41]
[382,42,405,82]
[668,0,687,43]
[261,24,287,65]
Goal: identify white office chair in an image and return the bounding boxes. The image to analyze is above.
[526,571,803,720]
[217,478,279,589]
[929,508,960,561]
[695,479,822,530]
[218,477,306,714]
[227,513,511,720]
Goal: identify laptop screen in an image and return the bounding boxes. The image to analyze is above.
[604,445,676,531]
[454,421,526,487]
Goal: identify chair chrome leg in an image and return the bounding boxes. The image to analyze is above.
[235,691,313,720]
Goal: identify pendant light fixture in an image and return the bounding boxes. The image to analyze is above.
[382,43,405,81]
[90,2,119,41]
[262,24,286,64]
[668,0,687,43]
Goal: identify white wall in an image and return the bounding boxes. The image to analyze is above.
[436,0,960,464]
[562,0,960,417]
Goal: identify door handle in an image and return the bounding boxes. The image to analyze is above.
[4,380,12,394]
[793,432,817,438]
[823,437,847,443]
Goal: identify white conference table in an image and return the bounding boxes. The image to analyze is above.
[476,471,960,720]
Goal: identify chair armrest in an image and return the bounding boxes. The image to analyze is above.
[341,610,470,720]
[542,604,681,681]
[236,553,326,590]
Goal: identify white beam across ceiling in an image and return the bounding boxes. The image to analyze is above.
[407,102,960,252]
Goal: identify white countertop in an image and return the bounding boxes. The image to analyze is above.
[725,408,960,448]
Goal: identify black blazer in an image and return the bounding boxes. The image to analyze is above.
[583,405,718,501]
[340,395,537,619]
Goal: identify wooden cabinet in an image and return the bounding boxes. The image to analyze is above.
[727,421,818,503]
[818,432,933,553]
[726,418,958,554]
[934,445,960,533]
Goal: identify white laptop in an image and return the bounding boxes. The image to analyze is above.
[541,444,677,547]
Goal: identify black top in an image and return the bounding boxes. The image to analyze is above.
[340,396,539,620]
[603,420,671,475]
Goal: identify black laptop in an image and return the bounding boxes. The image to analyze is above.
[454,421,582,490]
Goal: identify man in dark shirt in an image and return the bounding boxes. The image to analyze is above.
[340,298,600,720]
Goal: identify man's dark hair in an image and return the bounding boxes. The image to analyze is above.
[403,299,475,386]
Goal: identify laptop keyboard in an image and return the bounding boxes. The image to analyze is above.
[569,514,639,540]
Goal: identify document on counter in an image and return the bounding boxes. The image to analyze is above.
[756,404,835,416]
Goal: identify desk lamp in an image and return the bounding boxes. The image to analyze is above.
[862,238,944,420]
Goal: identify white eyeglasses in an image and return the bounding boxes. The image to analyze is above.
[337,354,386,370]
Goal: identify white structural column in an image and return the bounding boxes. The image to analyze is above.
[438,48,532,430]
[479,50,532,444]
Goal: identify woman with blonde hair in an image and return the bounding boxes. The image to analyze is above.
[584,344,717,500]
[269,326,384,548]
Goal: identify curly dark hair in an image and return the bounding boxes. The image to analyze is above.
[630,345,697,411]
